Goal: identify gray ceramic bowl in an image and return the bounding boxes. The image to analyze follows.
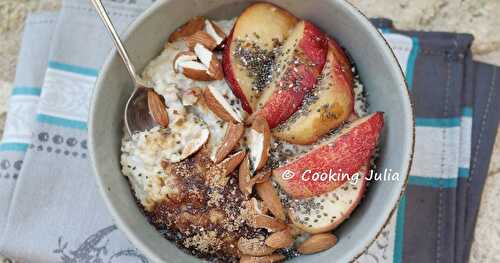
[89,0,414,262]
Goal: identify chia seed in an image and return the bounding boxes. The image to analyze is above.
[233,40,281,93]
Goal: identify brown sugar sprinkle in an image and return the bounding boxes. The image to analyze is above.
[147,149,267,261]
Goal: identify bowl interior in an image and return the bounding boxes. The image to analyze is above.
[89,0,413,262]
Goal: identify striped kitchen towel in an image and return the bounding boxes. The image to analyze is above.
[0,2,499,263]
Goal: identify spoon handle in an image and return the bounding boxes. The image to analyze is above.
[90,0,142,87]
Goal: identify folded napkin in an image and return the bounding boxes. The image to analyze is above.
[0,1,499,263]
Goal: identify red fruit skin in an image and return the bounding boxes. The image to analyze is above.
[273,112,384,199]
[222,30,253,113]
[257,21,328,128]
[327,38,355,115]
[329,38,353,85]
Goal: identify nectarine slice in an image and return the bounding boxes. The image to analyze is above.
[272,112,384,199]
[273,39,354,144]
[223,3,298,113]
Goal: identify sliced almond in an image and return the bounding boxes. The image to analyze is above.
[252,214,287,232]
[168,16,206,42]
[255,180,286,221]
[240,254,286,263]
[178,60,213,81]
[173,51,197,73]
[297,233,337,254]
[208,56,224,80]
[214,122,245,163]
[147,90,169,128]
[238,237,276,256]
[203,85,243,123]
[193,43,223,80]
[239,155,253,197]
[248,115,271,172]
[186,31,218,50]
[205,19,226,46]
[179,128,209,160]
[218,150,246,177]
[265,229,294,249]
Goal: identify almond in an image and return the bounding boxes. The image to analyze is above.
[252,169,271,184]
[252,214,287,232]
[203,86,244,123]
[244,197,266,216]
[240,254,286,263]
[179,128,210,160]
[297,233,337,254]
[186,31,218,50]
[214,122,245,163]
[147,90,169,128]
[205,19,226,46]
[265,229,294,248]
[193,43,224,80]
[173,51,197,73]
[208,56,224,80]
[178,60,213,81]
[287,224,304,237]
[218,150,246,177]
[168,16,206,42]
[248,115,271,172]
[255,180,286,221]
[239,155,253,197]
[238,237,276,256]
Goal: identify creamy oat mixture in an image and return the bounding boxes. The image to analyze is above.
[121,19,243,209]
[120,17,368,212]
[120,13,370,262]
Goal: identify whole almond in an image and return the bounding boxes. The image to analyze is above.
[297,233,337,254]
[239,156,254,197]
[186,31,218,50]
[147,90,169,128]
[265,229,294,249]
[214,122,245,163]
[168,16,205,42]
[238,237,276,256]
[240,254,286,263]
[256,180,286,221]
[252,214,287,232]
[218,150,246,177]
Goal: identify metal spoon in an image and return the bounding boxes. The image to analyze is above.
[90,0,156,135]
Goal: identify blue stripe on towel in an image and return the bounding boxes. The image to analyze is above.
[393,193,407,263]
[405,37,419,90]
[415,117,461,127]
[461,107,473,117]
[0,143,29,152]
[48,61,99,77]
[36,114,87,130]
[408,176,457,188]
[458,167,470,178]
[12,86,42,96]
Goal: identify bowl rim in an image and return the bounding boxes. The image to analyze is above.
[89,1,415,262]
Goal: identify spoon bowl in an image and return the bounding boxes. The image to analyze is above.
[91,0,156,135]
